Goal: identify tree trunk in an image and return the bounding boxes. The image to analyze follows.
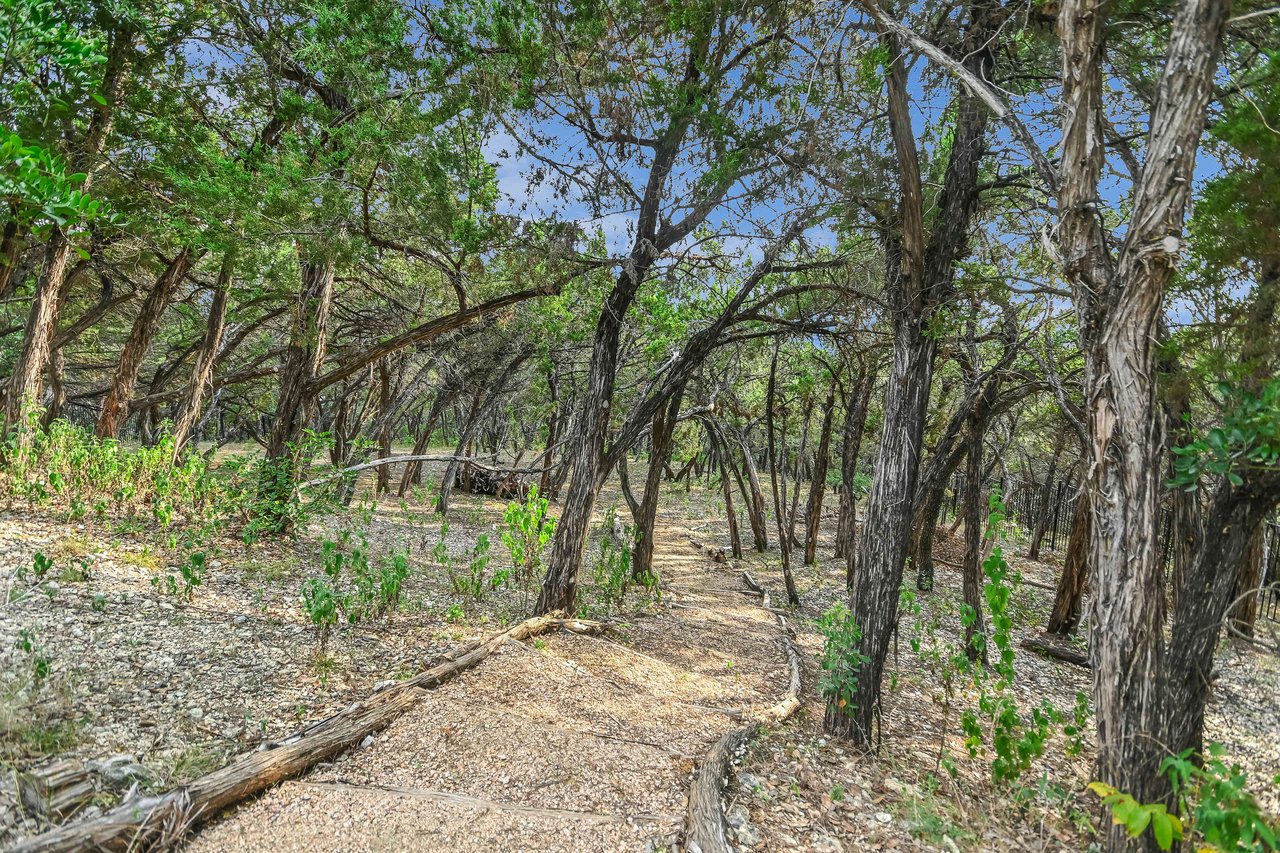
[836,365,874,584]
[1229,520,1265,639]
[96,249,195,439]
[632,384,684,581]
[961,411,987,662]
[172,248,235,461]
[1047,493,1091,635]
[1027,431,1066,560]
[376,361,393,494]
[804,381,838,565]
[766,346,801,606]
[1055,0,1231,830]
[717,433,743,559]
[539,369,559,497]
[0,214,23,299]
[262,256,337,512]
[738,435,770,552]
[2,36,127,434]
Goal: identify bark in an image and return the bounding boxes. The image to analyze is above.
[961,411,987,662]
[632,384,685,581]
[437,353,529,515]
[766,346,801,606]
[1056,0,1231,827]
[738,435,771,552]
[1027,431,1066,560]
[96,249,196,439]
[375,361,393,494]
[826,10,995,746]
[803,381,838,565]
[836,365,874,584]
[266,256,337,465]
[1047,493,1091,636]
[1229,521,1265,639]
[172,248,235,461]
[2,34,128,433]
[717,434,743,559]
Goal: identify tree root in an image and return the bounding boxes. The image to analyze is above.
[12,614,605,853]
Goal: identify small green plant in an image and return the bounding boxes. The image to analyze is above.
[16,628,51,682]
[582,508,632,617]
[302,576,339,653]
[1162,745,1279,851]
[444,602,465,623]
[817,601,870,716]
[1088,782,1184,850]
[500,485,556,583]
[91,594,107,613]
[31,551,53,579]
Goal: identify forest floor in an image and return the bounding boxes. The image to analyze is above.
[1,464,1278,851]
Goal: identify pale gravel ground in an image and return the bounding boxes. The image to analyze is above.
[188,506,793,852]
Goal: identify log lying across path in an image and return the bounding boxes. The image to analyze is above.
[1021,634,1091,669]
[685,575,802,853]
[13,615,604,853]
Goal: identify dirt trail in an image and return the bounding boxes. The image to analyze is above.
[186,514,790,852]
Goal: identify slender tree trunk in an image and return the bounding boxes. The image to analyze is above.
[739,435,770,552]
[1229,520,1265,639]
[836,365,874,583]
[96,249,195,438]
[804,381,838,565]
[263,256,337,506]
[632,385,684,581]
[1027,432,1066,560]
[766,346,801,606]
[961,412,987,661]
[172,248,235,461]
[1047,493,1091,635]
[539,370,559,497]
[376,361,393,494]
[715,432,743,559]
[42,348,67,426]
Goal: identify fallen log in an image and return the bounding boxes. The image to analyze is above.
[12,615,605,853]
[1020,635,1090,669]
[685,576,801,853]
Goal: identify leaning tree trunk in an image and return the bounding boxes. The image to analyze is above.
[632,384,685,581]
[536,264,647,614]
[96,248,195,439]
[1047,493,1091,636]
[804,381,838,566]
[911,443,966,592]
[715,432,743,559]
[961,411,987,662]
[171,247,234,462]
[2,38,127,435]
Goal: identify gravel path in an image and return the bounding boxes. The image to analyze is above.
[186,514,792,852]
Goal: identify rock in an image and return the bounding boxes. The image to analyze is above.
[727,803,750,829]
[736,772,762,792]
[734,823,762,848]
[359,734,374,749]
[813,833,843,852]
[874,811,893,824]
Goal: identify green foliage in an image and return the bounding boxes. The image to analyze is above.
[1171,379,1280,490]
[1088,781,1184,850]
[579,507,637,617]
[500,485,556,582]
[817,602,869,714]
[1162,745,1279,852]
[300,524,412,652]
